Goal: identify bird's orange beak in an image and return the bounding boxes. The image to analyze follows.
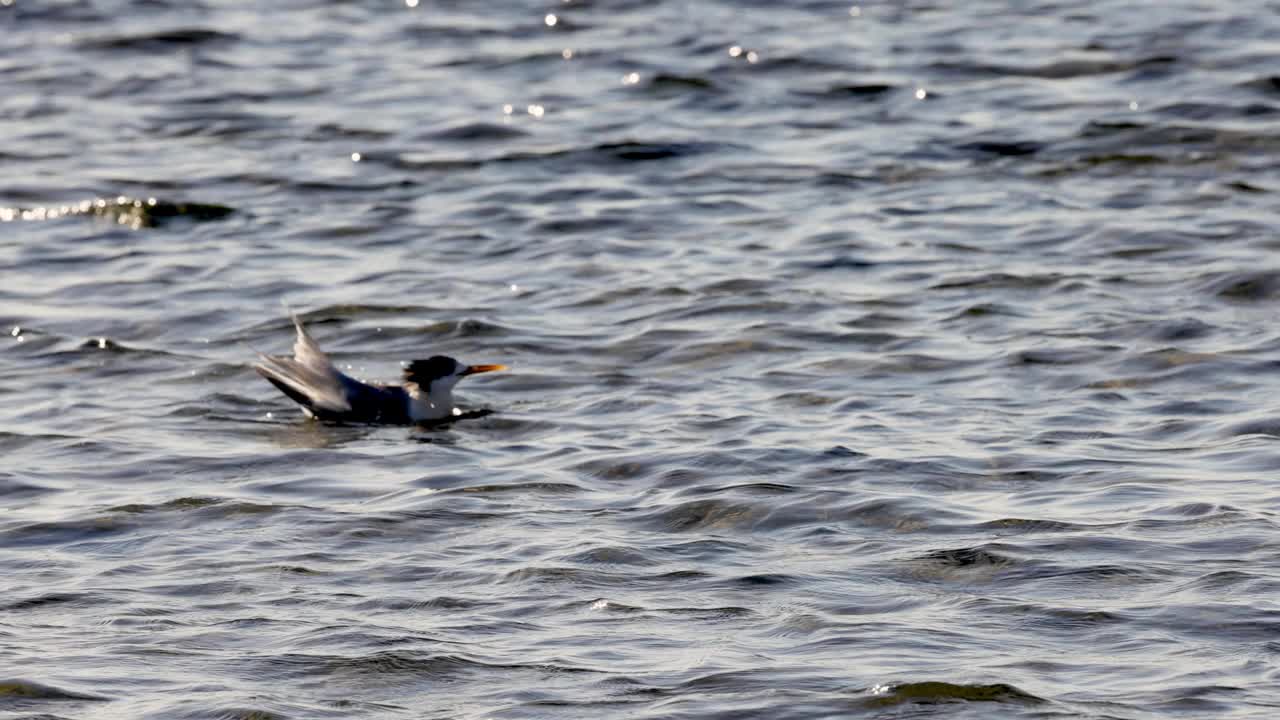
[462,364,507,376]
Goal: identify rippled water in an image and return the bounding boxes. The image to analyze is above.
[4,1,1280,718]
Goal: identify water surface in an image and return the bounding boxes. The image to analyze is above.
[4,1,1280,718]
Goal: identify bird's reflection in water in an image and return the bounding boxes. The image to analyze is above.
[410,408,495,444]
[261,418,376,449]
[260,408,496,448]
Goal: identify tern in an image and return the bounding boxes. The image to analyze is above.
[254,315,506,424]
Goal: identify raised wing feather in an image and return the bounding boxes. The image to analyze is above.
[254,314,353,414]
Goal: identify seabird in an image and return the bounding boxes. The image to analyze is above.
[254,315,505,424]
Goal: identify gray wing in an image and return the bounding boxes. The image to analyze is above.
[253,314,353,414]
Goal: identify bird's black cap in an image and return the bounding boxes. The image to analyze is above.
[403,355,458,384]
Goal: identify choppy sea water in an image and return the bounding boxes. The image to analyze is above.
[4,1,1280,718]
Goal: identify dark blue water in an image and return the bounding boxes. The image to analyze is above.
[4,1,1280,718]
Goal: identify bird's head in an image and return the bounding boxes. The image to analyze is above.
[403,355,506,395]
